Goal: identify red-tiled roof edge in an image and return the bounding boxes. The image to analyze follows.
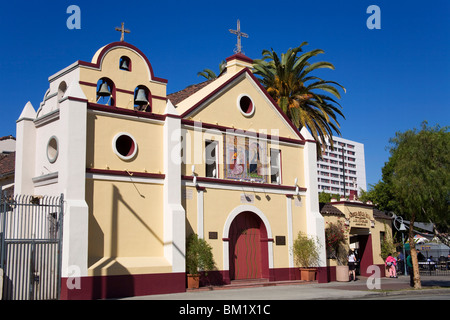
[0,152,15,176]
[0,135,15,141]
[167,79,215,106]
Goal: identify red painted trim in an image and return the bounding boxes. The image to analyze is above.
[78,80,97,87]
[180,68,247,118]
[182,175,306,192]
[116,87,135,95]
[152,95,167,101]
[225,53,254,64]
[180,67,305,142]
[77,41,168,84]
[60,272,185,300]
[62,266,331,299]
[181,119,305,145]
[86,168,165,180]
[358,234,374,277]
[87,102,166,121]
[246,70,306,141]
[79,80,167,103]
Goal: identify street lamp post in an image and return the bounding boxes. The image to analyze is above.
[392,213,408,275]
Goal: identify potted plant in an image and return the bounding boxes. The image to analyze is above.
[186,233,216,289]
[325,221,349,281]
[292,232,321,281]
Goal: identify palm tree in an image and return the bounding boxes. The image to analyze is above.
[253,42,345,156]
[197,60,227,80]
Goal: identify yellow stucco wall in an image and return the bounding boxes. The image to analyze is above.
[86,179,170,276]
[180,126,306,187]
[81,43,313,278]
[187,76,299,140]
[184,187,307,270]
[79,46,167,113]
[86,112,164,173]
[323,202,393,267]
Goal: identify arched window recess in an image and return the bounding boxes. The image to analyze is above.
[134,85,151,112]
[96,78,115,106]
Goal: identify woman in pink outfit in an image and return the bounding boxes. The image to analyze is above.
[385,254,397,278]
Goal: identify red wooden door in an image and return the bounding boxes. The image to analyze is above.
[229,212,267,280]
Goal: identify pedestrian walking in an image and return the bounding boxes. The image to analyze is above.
[348,250,357,281]
[385,253,397,278]
[397,251,405,275]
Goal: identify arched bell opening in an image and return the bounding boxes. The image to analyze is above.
[119,56,131,71]
[133,85,151,112]
[96,78,115,106]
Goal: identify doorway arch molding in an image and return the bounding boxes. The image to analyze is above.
[222,205,274,273]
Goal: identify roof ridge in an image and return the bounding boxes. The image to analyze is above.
[167,79,216,106]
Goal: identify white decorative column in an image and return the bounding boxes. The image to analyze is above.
[197,188,204,239]
[163,100,186,273]
[286,195,294,269]
[58,81,89,279]
[300,127,326,268]
[14,102,37,195]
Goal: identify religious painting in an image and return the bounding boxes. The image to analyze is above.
[224,134,269,183]
[247,138,268,182]
[225,135,246,180]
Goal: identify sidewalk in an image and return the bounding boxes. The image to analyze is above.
[117,275,450,300]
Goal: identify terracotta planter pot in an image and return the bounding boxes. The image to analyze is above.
[336,265,349,282]
[300,268,317,281]
[187,274,200,289]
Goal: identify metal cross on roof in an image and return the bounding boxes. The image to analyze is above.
[229,19,248,54]
[115,22,130,42]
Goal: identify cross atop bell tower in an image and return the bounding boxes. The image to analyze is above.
[229,19,249,54]
[115,22,131,42]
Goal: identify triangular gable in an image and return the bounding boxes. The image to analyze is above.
[179,68,305,142]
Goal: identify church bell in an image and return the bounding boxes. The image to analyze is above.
[97,82,111,97]
[120,59,129,71]
[134,88,149,105]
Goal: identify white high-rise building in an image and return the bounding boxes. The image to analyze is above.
[317,136,366,197]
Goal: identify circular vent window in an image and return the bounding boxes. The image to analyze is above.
[47,136,59,163]
[238,94,255,117]
[113,133,137,160]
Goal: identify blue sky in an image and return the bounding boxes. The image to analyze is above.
[0,0,448,188]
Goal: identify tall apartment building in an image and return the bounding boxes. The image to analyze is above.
[317,136,366,197]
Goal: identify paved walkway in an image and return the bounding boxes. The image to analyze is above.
[117,275,450,300]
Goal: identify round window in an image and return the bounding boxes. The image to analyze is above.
[113,133,137,160]
[238,94,255,116]
[47,136,59,163]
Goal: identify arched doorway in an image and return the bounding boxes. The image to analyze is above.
[228,211,269,280]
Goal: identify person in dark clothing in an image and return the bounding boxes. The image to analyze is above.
[397,251,405,275]
[406,253,414,287]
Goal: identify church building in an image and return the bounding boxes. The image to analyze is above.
[14,30,329,299]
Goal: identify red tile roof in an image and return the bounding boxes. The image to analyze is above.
[167,79,215,106]
[0,152,15,177]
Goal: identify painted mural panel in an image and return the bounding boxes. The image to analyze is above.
[224,134,269,182]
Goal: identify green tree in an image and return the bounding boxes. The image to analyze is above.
[253,43,345,156]
[358,159,398,212]
[318,192,340,203]
[387,122,449,289]
[197,60,226,80]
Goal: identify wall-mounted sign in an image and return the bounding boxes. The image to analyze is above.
[349,211,371,228]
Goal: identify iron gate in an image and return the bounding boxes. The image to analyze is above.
[0,194,64,300]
